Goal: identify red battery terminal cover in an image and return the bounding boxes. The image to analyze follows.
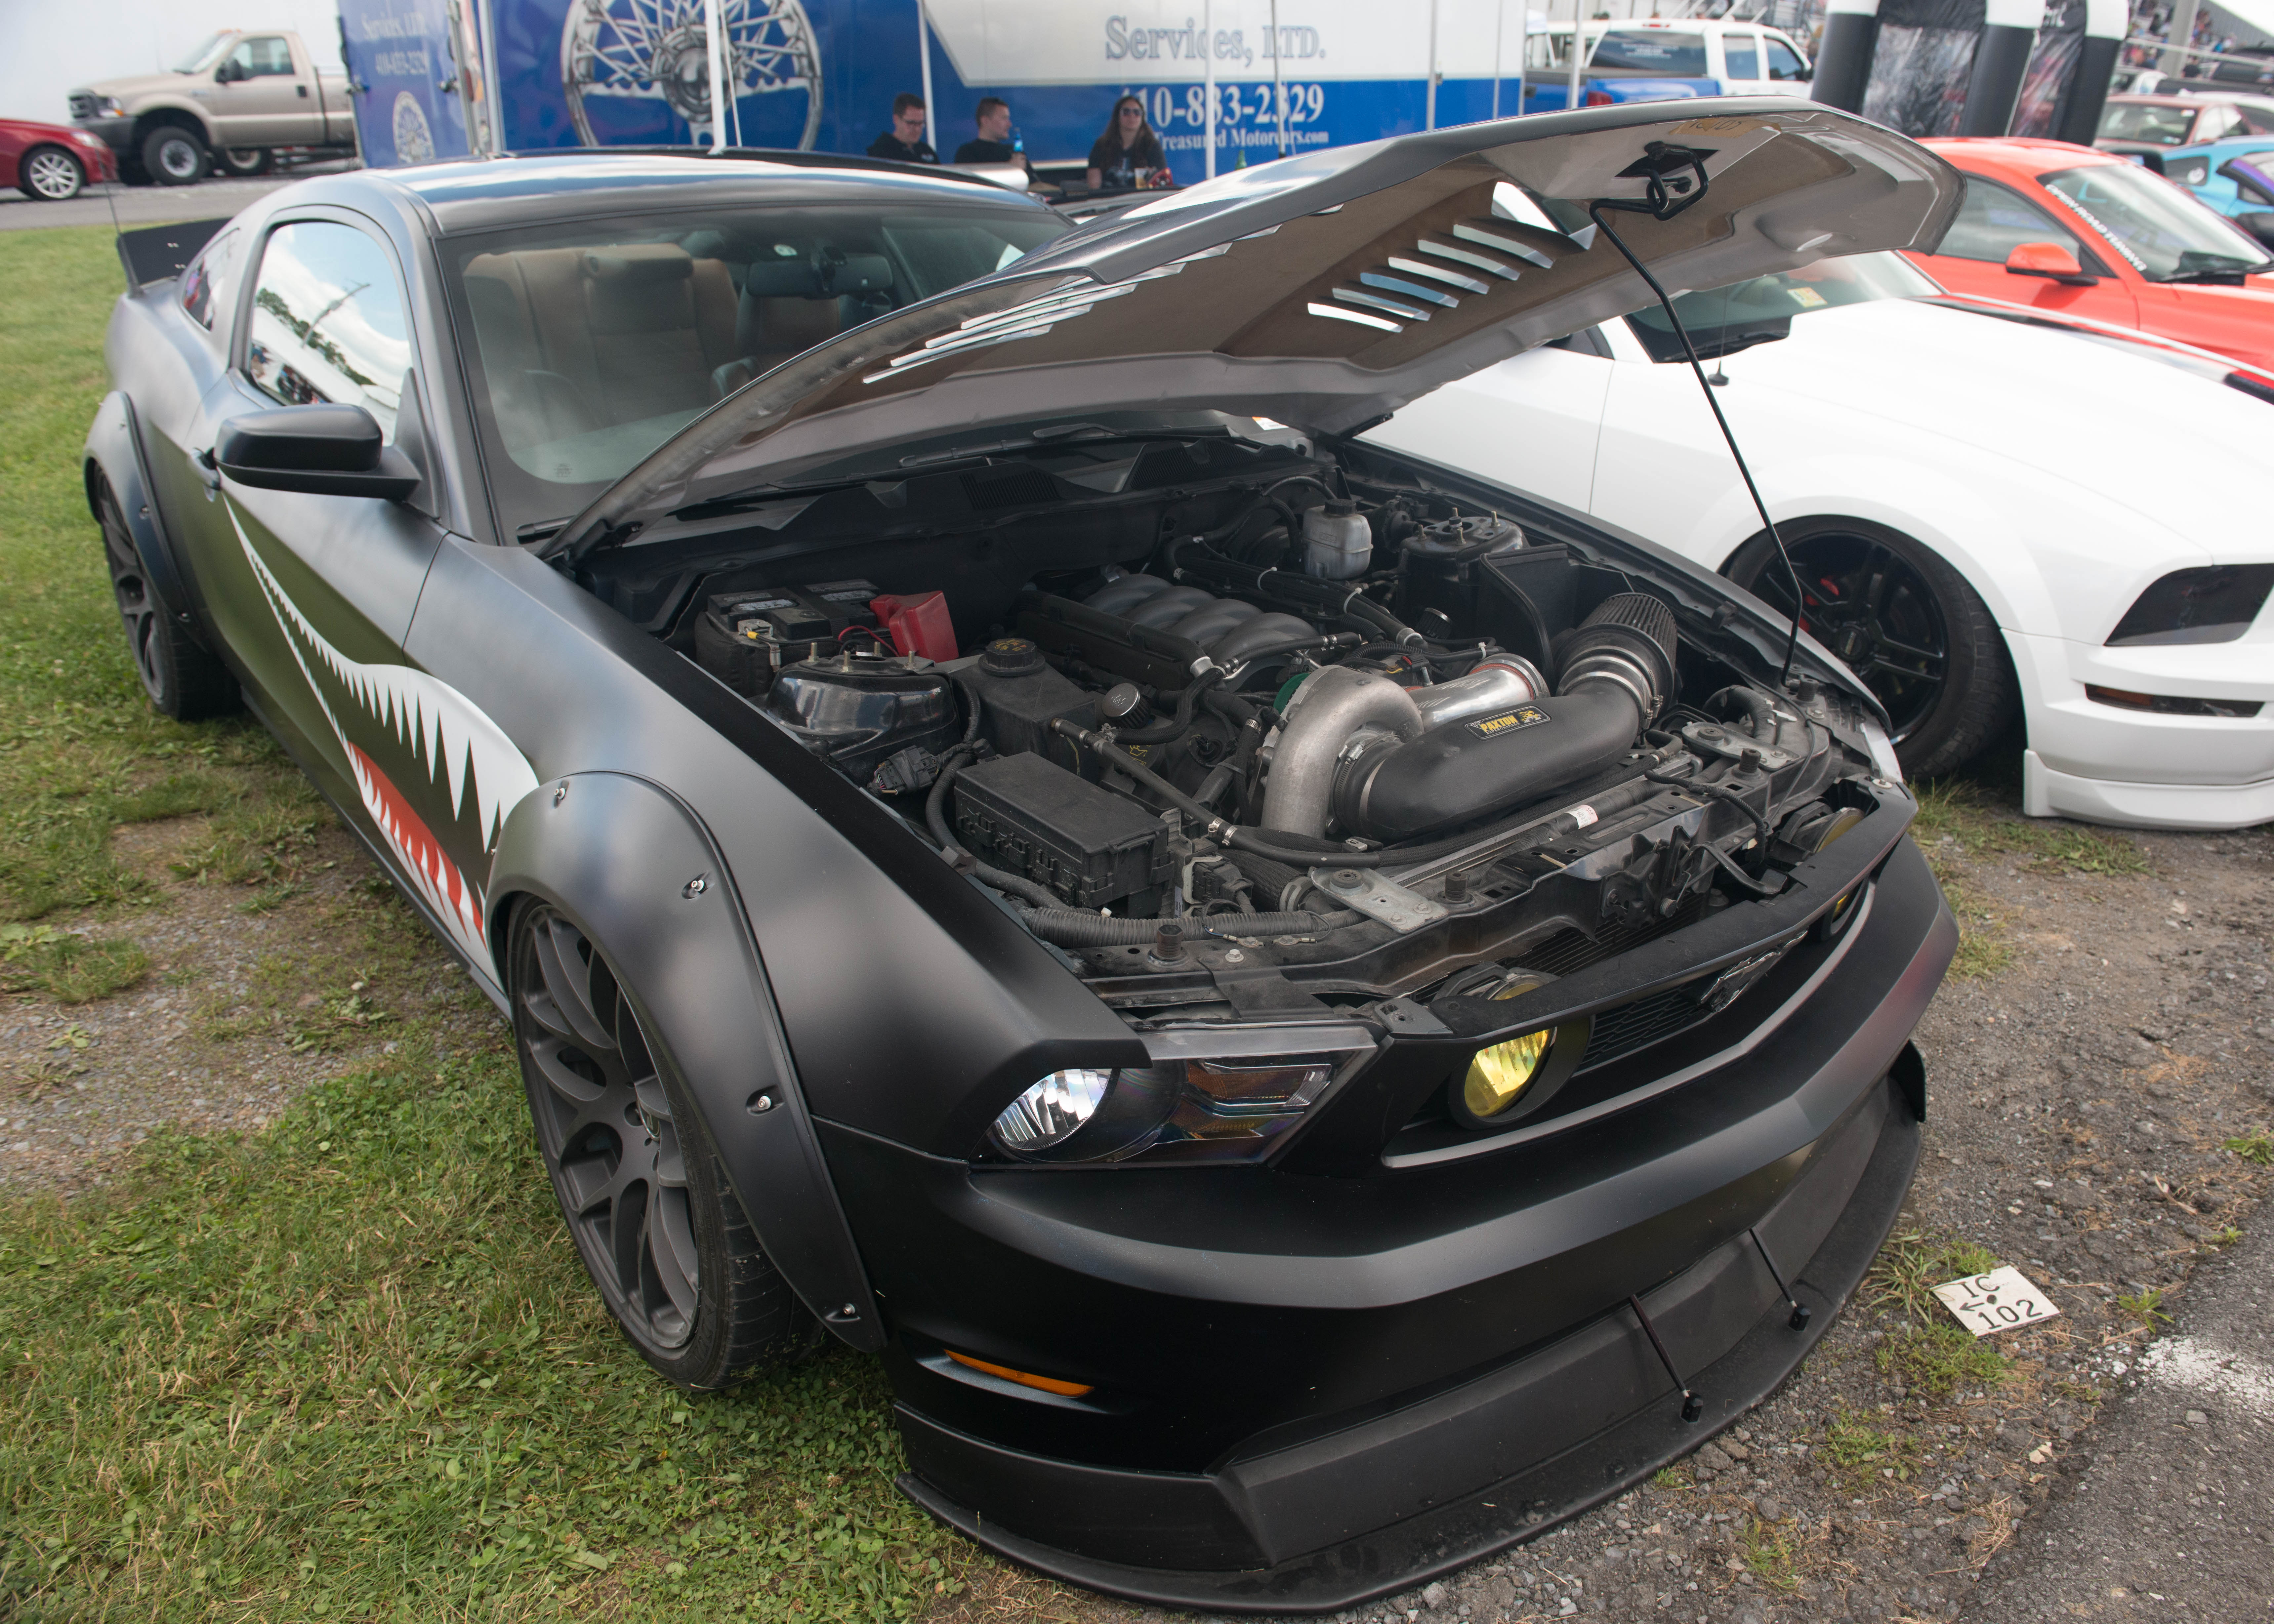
[870,592,959,662]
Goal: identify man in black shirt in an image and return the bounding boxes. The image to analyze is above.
[867,93,936,163]
[953,96,1027,172]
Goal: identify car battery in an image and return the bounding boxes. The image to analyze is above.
[951,751,1173,911]
[693,580,883,693]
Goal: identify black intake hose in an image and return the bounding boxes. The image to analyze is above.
[1330,686,1646,844]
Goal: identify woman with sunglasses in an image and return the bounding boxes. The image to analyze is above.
[1086,95,1168,191]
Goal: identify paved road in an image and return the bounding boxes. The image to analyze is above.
[0,167,355,232]
[1963,1217,2274,1623]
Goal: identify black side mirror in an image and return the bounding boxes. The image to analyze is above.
[215,404,421,502]
[214,59,245,83]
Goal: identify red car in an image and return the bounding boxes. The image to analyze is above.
[3,116,118,201]
[2094,91,2274,158]
[1906,137,2274,373]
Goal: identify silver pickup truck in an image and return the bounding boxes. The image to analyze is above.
[69,30,357,186]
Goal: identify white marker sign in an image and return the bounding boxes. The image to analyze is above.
[1933,1267,2062,1338]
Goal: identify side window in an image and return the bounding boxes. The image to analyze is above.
[1725,33,1761,81]
[179,226,243,333]
[2198,105,2242,141]
[1935,175,2092,264]
[1765,36,1809,81]
[227,36,296,77]
[245,222,411,436]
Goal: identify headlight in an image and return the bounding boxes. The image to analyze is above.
[87,97,124,118]
[985,1033,1372,1166]
[2107,564,2274,647]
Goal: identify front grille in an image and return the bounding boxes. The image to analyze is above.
[68,93,98,120]
[1576,986,1711,1072]
[1514,894,1712,979]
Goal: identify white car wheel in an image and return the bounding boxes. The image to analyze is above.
[21,147,85,201]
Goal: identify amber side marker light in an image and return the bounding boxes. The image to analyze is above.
[944,1350,1095,1397]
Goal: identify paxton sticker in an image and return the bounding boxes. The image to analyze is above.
[1468,705,1550,738]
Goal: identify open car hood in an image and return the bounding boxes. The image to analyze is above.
[556,100,1958,558]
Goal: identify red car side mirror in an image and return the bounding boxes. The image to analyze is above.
[2005,241,2098,285]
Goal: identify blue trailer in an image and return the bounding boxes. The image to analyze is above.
[336,0,1618,182]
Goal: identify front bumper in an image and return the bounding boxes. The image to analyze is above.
[74,118,134,158]
[2008,629,2274,829]
[818,836,1955,1608]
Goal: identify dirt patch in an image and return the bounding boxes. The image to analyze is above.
[0,815,501,1194]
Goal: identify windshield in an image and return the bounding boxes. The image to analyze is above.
[1591,29,1708,77]
[1625,251,1938,361]
[2040,163,2270,279]
[2096,101,2197,145]
[448,201,1066,539]
[172,33,235,74]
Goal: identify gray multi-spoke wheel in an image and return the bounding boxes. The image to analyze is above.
[218,146,271,177]
[21,146,85,200]
[94,472,237,719]
[141,124,209,186]
[508,902,821,1386]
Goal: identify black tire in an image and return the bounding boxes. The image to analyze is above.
[508,902,822,1389]
[94,472,239,720]
[217,146,271,177]
[19,145,85,201]
[140,124,209,186]
[1726,517,2018,781]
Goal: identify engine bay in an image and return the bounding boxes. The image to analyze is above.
[585,425,1900,1135]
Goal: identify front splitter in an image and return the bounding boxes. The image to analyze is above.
[899,1074,1921,1614]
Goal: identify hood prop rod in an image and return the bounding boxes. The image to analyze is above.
[1627,1293,1705,1424]
[1588,146,1806,692]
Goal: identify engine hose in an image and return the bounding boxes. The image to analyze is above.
[924,748,1065,910]
[1705,685,1778,742]
[1054,717,1686,872]
[1016,908,1358,947]
[1113,668,1224,745]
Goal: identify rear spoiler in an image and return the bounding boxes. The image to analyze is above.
[117,218,229,290]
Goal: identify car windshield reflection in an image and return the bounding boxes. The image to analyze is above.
[2040,163,2272,280]
[1626,251,1940,361]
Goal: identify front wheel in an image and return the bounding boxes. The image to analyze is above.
[20,146,86,200]
[140,125,209,186]
[95,472,238,720]
[217,146,271,177]
[1726,518,2018,781]
[508,902,821,1388]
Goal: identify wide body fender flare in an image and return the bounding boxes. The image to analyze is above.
[84,390,201,633]
[486,768,884,1354]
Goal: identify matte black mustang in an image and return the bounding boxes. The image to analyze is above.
[87,108,1961,1611]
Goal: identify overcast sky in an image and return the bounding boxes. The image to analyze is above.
[1,0,345,125]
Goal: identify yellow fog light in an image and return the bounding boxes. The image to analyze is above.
[1463,1028,1553,1119]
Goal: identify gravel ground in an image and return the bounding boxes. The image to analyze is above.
[4,802,2269,1624]
[1962,1215,2274,1622]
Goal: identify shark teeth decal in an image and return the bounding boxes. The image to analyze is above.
[229,506,539,971]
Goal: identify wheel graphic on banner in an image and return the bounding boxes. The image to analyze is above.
[560,0,823,150]
[392,92,436,165]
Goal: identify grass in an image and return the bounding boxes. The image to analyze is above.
[1877,1320,2012,1401]
[2115,1286,2174,1329]
[0,1048,967,1621]
[1866,1231,2001,1323]
[2221,1131,2274,1166]
[1818,1412,1921,1490]
[1737,1517,1799,1592]
[0,224,993,1621]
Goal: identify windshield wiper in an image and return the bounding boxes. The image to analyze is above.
[2159,251,2273,284]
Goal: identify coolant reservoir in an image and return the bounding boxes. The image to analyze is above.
[1303,499,1373,580]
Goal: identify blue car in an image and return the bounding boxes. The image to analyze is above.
[2158,133,2274,248]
